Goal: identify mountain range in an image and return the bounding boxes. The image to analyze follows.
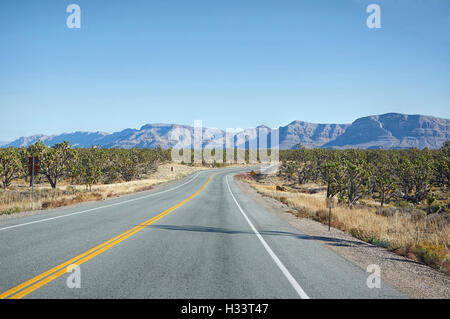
[3,113,449,150]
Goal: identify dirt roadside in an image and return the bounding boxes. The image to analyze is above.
[236,179,450,299]
[0,163,209,221]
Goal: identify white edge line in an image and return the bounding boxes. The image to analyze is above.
[226,175,310,299]
[0,172,202,232]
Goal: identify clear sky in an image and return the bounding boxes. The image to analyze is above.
[1,0,449,141]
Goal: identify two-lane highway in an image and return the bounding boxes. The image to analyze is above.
[0,167,408,298]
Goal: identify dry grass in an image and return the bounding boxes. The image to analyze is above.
[41,192,104,209]
[0,163,208,215]
[247,180,450,274]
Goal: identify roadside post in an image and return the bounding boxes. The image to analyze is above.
[326,197,334,231]
[28,157,39,210]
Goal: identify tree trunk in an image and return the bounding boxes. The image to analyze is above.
[46,175,56,189]
[326,182,331,198]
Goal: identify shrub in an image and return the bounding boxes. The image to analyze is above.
[368,237,391,249]
[349,227,372,242]
[41,201,51,209]
[0,206,21,215]
[295,207,313,218]
[415,241,447,269]
[398,200,412,208]
[315,209,329,223]
[430,205,443,214]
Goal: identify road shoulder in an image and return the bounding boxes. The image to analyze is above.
[235,179,450,299]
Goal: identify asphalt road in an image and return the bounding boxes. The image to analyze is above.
[0,167,408,299]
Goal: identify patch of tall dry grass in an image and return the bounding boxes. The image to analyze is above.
[0,163,207,215]
[249,182,449,273]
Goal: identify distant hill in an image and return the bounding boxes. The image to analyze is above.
[322,113,450,149]
[3,113,449,150]
[5,132,109,149]
[278,121,350,149]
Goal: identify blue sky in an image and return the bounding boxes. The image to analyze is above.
[1,0,449,141]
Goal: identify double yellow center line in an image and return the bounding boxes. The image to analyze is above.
[0,174,213,299]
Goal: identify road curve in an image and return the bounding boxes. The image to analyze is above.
[0,167,408,298]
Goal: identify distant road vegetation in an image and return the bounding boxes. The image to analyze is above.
[279,141,449,213]
[0,141,171,190]
[0,140,448,212]
[243,142,449,274]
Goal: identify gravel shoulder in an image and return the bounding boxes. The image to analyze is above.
[236,179,450,299]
